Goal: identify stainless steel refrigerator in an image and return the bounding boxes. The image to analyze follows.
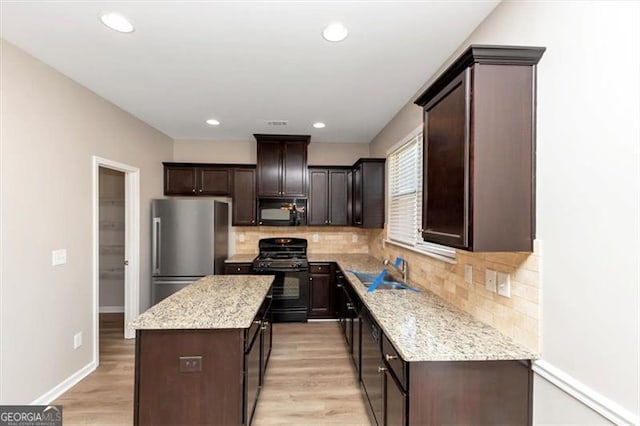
[151,199,229,304]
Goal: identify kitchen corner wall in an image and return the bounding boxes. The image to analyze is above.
[369,229,540,352]
[233,226,377,255]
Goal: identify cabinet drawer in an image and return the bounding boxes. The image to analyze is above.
[382,334,407,390]
[225,263,253,274]
[310,263,331,274]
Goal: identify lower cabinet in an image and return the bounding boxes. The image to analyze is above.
[244,325,261,424]
[224,263,253,274]
[355,303,532,426]
[309,263,334,319]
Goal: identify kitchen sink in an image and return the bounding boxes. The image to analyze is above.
[349,271,407,290]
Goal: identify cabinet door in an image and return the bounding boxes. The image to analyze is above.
[232,168,256,226]
[352,166,363,226]
[164,166,197,195]
[282,142,307,197]
[308,169,328,225]
[257,141,282,196]
[199,166,231,195]
[224,263,253,274]
[260,317,272,385]
[385,369,407,426]
[328,169,349,225]
[245,331,260,425]
[422,72,468,248]
[309,273,332,319]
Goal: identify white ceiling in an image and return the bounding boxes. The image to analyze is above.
[0,1,500,143]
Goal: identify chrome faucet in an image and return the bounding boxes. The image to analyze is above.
[383,257,408,283]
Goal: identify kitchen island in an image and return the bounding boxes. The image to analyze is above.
[129,275,274,426]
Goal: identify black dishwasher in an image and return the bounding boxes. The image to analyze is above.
[360,308,384,425]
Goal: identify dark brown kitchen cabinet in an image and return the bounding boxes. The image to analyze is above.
[255,134,310,198]
[415,45,545,252]
[232,166,257,226]
[308,167,350,226]
[224,263,253,274]
[308,263,333,319]
[384,369,407,426]
[163,163,231,196]
[352,159,385,228]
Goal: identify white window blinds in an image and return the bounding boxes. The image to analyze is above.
[387,132,456,260]
[388,134,422,245]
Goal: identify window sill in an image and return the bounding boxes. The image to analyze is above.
[384,239,457,265]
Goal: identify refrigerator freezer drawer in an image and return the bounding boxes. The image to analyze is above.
[152,278,200,305]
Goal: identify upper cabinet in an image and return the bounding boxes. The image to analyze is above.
[352,159,385,229]
[415,45,545,252]
[164,163,231,196]
[308,167,350,226]
[232,166,257,226]
[255,134,310,197]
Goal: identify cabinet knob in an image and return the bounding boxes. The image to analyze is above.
[251,220,255,224]
[328,220,332,224]
[325,220,328,224]
[378,366,387,373]
[385,354,398,361]
[192,188,196,193]
[236,267,241,272]
[199,189,203,193]
[309,277,313,281]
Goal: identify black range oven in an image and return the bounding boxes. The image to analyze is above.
[252,238,309,322]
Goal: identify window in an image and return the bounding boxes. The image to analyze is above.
[387,130,456,261]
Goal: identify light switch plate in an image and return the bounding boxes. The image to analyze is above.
[73,332,82,349]
[352,234,358,243]
[52,249,67,266]
[485,269,497,292]
[464,264,473,284]
[497,272,511,297]
[312,233,319,243]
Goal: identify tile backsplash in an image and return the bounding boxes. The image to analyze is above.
[233,226,377,254]
[233,225,541,353]
[369,228,541,353]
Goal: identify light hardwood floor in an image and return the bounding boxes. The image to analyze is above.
[55,315,369,425]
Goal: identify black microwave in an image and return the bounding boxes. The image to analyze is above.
[257,198,307,226]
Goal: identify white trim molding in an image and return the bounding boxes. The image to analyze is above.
[92,155,140,373]
[99,305,125,313]
[31,361,96,405]
[533,360,639,426]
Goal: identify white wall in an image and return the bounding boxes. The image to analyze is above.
[0,40,173,403]
[371,1,640,423]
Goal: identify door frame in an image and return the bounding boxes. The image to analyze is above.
[92,156,140,366]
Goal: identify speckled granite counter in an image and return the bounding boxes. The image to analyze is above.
[130,275,274,330]
[225,253,257,263]
[322,254,537,362]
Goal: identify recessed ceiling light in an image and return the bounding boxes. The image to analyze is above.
[205,119,220,126]
[322,23,349,42]
[99,12,135,33]
[313,122,326,129]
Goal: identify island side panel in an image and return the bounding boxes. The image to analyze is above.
[134,329,244,425]
[408,360,532,425]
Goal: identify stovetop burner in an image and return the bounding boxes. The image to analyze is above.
[253,237,309,272]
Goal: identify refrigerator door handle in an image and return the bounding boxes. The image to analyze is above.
[152,217,161,275]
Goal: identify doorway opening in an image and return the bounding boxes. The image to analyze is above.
[92,156,140,367]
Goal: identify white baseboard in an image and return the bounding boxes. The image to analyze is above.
[99,305,124,313]
[31,360,97,405]
[533,359,639,426]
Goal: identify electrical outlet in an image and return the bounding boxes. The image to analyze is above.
[238,233,245,243]
[464,264,473,284]
[485,269,497,292]
[497,272,511,297]
[73,332,82,349]
[352,234,358,243]
[312,233,319,243]
[179,356,202,372]
[52,249,67,266]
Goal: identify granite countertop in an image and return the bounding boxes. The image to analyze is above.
[313,254,537,362]
[129,275,274,330]
[225,254,257,263]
